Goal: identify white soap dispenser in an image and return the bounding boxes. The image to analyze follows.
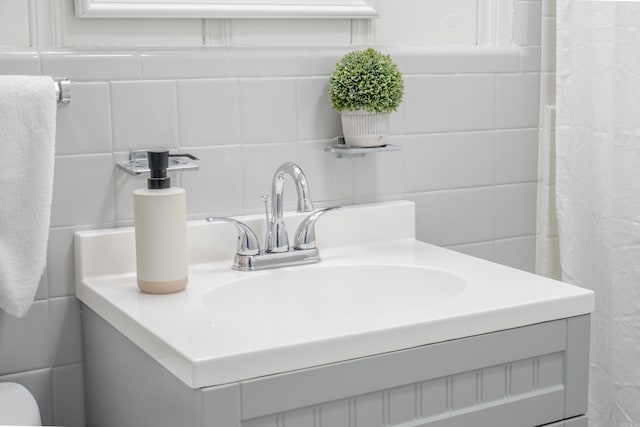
[133,150,188,294]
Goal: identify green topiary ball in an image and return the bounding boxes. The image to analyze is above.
[328,48,404,113]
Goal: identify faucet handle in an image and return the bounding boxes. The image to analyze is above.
[294,207,342,251]
[206,217,260,256]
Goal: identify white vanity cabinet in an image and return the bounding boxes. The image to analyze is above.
[76,202,593,427]
[83,307,589,427]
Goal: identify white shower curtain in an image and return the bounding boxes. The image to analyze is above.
[557,1,640,425]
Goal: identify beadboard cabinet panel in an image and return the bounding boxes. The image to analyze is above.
[82,306,590,427]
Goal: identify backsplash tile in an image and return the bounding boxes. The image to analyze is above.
[47,226,83,298]
[141,49,231,80]
[180,145,243,217]
[399,133,450,193]
[296,77,341,141]
[403,75,451,134]
[450,74,496,131]
[178,79,241,146]
[310,47,351,76]
[450,131,495,188]
[453,46,521,74]
[0,51,41,75]
[450,186,495,245]
[521,46,542,73]
[239,78,298,144]
[111,80,179,151]
[0,301,51,376]
[448,240,495,263]
[404,190,451,246]
[297,139,353,203]
[494,235,536,272]
[230,47,313,77]
[49,297,83,366]
[392,46,456,75]
[51,154,115,227]
[352,140,404,200]
[496,73,541,128]
[494,182,537,238]
[495,128,539,183]
[55,83,112,155]
[52,363,85,427]
[41,51,141,82]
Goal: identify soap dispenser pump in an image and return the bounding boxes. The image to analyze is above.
[133,150,188,294]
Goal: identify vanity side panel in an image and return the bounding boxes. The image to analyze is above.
[241,319,568,419]
[83,306,240,427]
[564,315,591,419]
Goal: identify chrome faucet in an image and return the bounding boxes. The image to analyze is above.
[207,162,340,271]
[266,162,314,253]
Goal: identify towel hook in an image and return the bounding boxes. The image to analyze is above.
[54,78,71,104]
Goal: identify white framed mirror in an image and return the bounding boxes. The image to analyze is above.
[74,0,378,19]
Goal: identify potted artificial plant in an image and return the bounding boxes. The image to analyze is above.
[328,48,404,147]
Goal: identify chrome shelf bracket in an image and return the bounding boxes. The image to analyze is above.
[116,150,199,176]
[326,136,401,159]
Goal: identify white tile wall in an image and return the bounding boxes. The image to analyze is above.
[239,79,298,144]
[297,140,353,203]
[404,191,451,246]
[496,73,541,128]
[0,2,544,424]
[495,129,539,183]
[111,81,179,150]
[450,187,495,245]
[451,75,496,131]
[495,235,537,272]
[0,52,41,75]
[180,146,243,217]
[403,75,451,134]
[50,154,116,227]
[448,241,495,262]
[450,131,495,188]
[352,138,404,201]
[230,48,313,77]
[178,79,242,146]
[41,51,141,81]
[399,134,450,193]
[52,364,86,427]
[296,78,342,141]
[55,83,113,155]
[494,182,538,238]
[141,49,231,80]
[0,301,51,375]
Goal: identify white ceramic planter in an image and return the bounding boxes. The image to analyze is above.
[341,110,390,147]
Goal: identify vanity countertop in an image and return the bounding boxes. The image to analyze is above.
[75,201,594,389]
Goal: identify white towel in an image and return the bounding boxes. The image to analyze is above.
[0,76,56,318]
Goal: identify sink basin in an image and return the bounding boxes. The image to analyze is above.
[203,265,466,324]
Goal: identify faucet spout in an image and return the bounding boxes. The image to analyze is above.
[266,162,314,253]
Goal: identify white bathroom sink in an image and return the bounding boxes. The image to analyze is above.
[204,264,465,322]
[75,201,594,388]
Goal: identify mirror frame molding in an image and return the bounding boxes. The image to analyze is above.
[74,0,378,19]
